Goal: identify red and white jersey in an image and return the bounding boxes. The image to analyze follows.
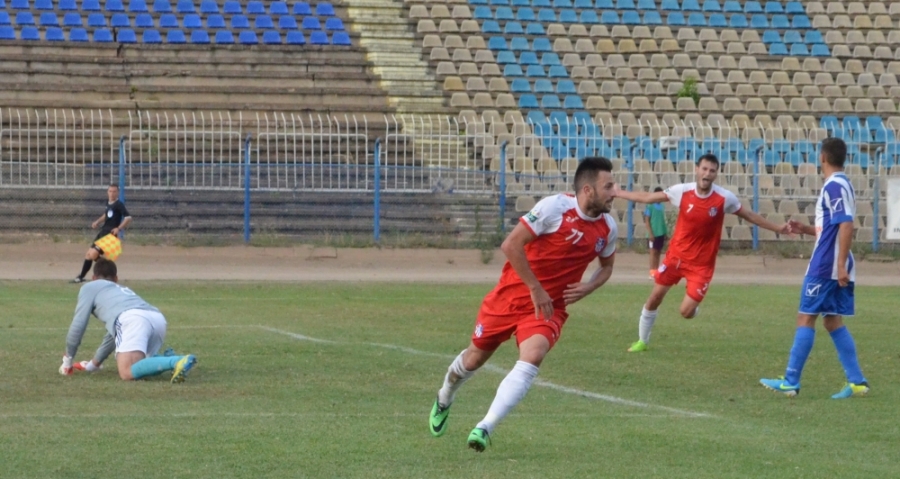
[487,194,617,312]
[665,183,741,267]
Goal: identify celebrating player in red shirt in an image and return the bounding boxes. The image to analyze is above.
[616,154,790,352]
[428,157,618,452]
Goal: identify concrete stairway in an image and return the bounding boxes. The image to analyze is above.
[344,0,448,115]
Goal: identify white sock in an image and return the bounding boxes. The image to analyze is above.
[437,350,475,408]
[476,361,539,435]
[639,307,658,344]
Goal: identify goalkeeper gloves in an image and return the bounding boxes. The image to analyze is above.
[59,355,73,376]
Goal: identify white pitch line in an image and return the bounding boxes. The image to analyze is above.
[0,412,675,419]
[3,325,258,332]
[262,326,714,419]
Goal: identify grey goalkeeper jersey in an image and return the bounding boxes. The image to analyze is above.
[65,280,160,358]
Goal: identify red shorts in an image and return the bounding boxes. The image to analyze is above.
[471,301,569,352]
[655,256,714,303]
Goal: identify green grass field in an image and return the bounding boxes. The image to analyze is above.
[1,281,898,478]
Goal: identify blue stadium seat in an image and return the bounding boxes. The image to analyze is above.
[743,0,761,12]
[805,31,822,44]
[206,14,225,28]
[262,30,280,44]
[503,64,523,76]
[0,25,14,38]
[19,26,38,39]
[563,96,583,110]
[199,0,217,12]
[729,13,747,27]
[553,0,571,6]
[516,7,534,21]
[578,10,599,23]
[783,30,801,43]
[292,1,310,15]
[166,29,185,43]
[10,0,28,8]
[117,28,136,42]
[270,1,288,14]
[666,12,685,25]
[792,15,810,28]
[541,52,560,66]
[519,94,538,109]
[230,14,248,28]
[246,1,264,14]
[176,0,194,12]
[682,0,700,10]
[640,11,660,24]
[68,27,87,40]
[16,12,35,25]
[594,0,611,7]
[45,26,64,40]
[701,0,719,11]
[35,0,52,9]
[750,14,767,28]
[496,51,515,64]
[0,12,9,25]
[510,79,530,92]
[238,30,257,43]
[789,43,809,55]
[556,79,575,94]
[481,20,500,33]
[533,79,552,93]
[63,12,81,26]
[309,30,328,44]
[510,37,529,51]
[525,22,544,34]
[616,0,634,8]
[493,6,512,19]
[600,11,618,23]
[129,0,148,11]
[762,30,780,44]
[190,29,209,43]
[687,12,705,25]
[538,9,556,22]
[722,0,739,11]
[183,13,201,28]
[60,0,78,9]
[152,0,170,12]
[332,31,349,45]
[325,18,344,30]
[764,1,782,13]
[785,1,803,14]
[143,29,161,42]
[489,0,508,5]
[622,10,639,24]
[487,36,506,50]
[472,6,491,19]
[93,27,112,41]
[771,14,788,28]
[511,0,528,5]
[111,13,130,27]
[785,151,803,166]
[518,51,537,65]
[39,12,59,26]
[316,2,334,16]
[223,0,240,13]
[285,30,304,44]
[302,17,320,29]
[105,0,124,11]
[574,0,592,8]
[811,44,829,56]
[159,13,177,27]
[660,0,679,10]
[214,29,233,43]
[548,65,566,77]
[278,15,296,29]
[636,0,654,8]
[708,13,726,26]
[255,15,274,29]
[533,38,551,51]
[559,9,577,23]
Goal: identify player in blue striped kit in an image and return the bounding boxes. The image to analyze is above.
[59,258,197,383]
[760,138,869,399]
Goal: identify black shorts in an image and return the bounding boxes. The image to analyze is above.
[649,235,666,251]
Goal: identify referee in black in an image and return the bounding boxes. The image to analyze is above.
[71,184,132,283]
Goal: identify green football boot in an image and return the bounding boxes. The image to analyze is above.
[429,398,451,437]
[467,427,490,452]
[627,340,648,352]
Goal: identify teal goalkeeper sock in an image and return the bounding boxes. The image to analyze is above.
[131,356,181,379]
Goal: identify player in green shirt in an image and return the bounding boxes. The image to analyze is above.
[643,187,668,279]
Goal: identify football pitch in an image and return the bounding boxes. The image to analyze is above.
[1,281,898,478]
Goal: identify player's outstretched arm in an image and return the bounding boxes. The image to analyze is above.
[734,208,791,235]
[563,254,615,305]
[500,222,553,320]
[788,219,817,237]
[614,186,668,205]
[93,333,115,365]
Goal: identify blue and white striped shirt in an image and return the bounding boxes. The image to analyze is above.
[806,172,856,282]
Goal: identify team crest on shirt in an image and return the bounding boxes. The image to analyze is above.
[107,210,113,217]
[594,238,606,253]
[830,198,844,212]
[708,207,718,217]
[474,323,483,337]
[525,210,539,223]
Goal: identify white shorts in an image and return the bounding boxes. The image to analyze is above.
[114,309,167,357]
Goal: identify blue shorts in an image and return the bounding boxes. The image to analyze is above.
[798,276,854,317]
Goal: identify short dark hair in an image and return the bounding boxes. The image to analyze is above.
[93,258,117,279]
[653,186,663,192]
[696,153,719,168]
[821,138,847,168]
[574,156,613,191]
[108,184,119,189]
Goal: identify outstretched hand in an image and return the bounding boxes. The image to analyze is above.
[788,219,805,235]
[563,282,594,305]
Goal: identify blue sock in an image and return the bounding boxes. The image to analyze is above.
[784,326,815,385]
[829,326,865,384]
[131,356,181,379]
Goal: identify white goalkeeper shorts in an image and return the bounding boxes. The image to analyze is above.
[114,309,167,357]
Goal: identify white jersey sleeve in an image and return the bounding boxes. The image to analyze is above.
[664,183,693,207]
[718,186,742,214]
[520,194,567,236]
[600,216,618,258]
